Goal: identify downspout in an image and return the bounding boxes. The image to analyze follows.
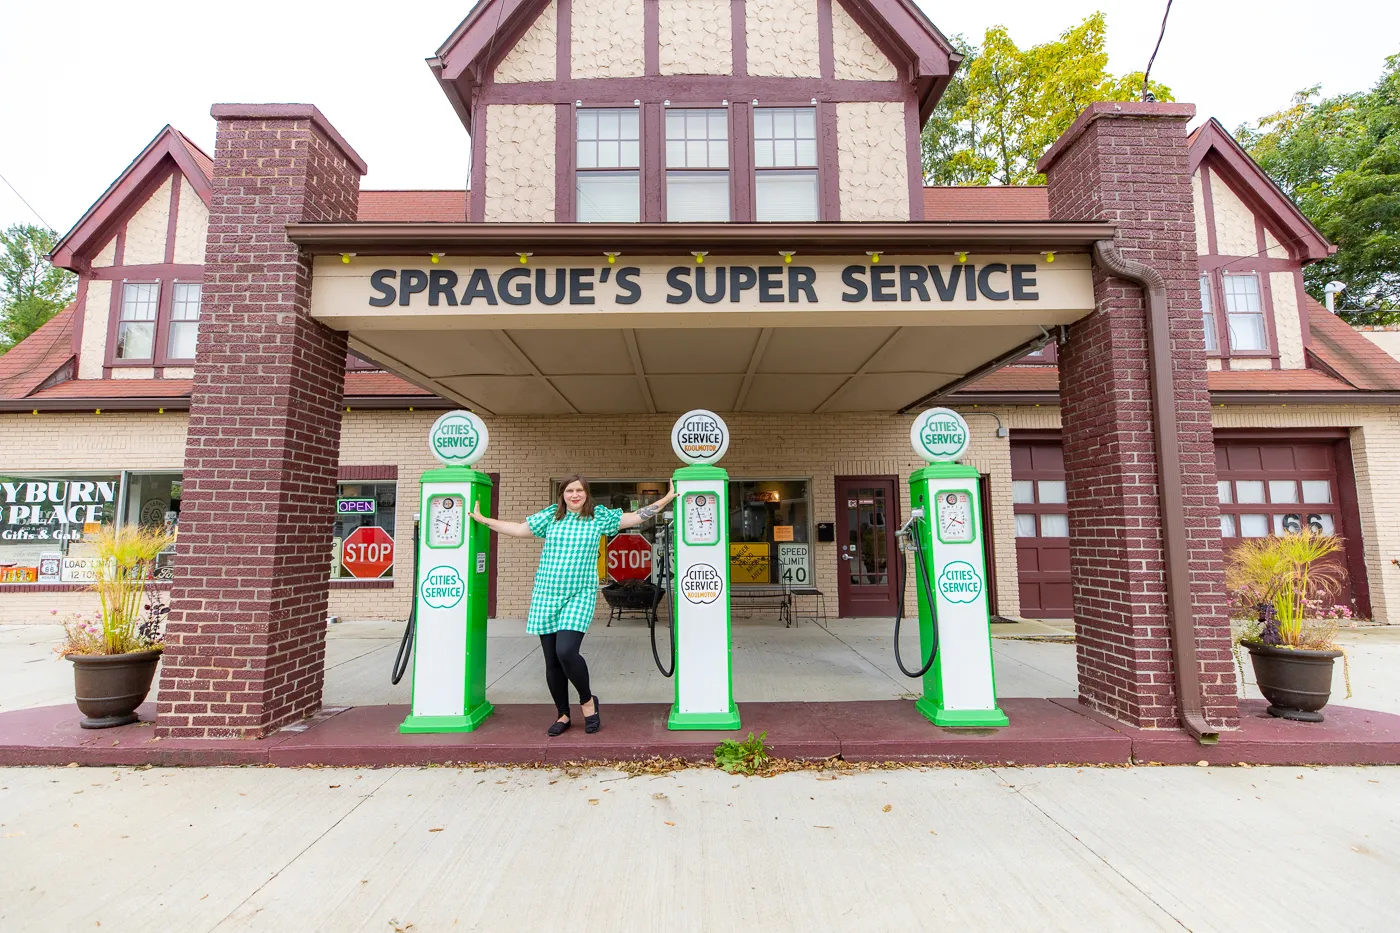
[1092,240,1219,745]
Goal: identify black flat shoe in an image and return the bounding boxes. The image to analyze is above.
[547,717,570,737]
[584,697,602,734]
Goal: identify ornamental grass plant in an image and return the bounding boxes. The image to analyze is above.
[58,525,175,656]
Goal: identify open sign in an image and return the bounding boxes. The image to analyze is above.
[337,497,377,515]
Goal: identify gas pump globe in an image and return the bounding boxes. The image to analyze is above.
[399,410,495,734]
[667,409,740,731]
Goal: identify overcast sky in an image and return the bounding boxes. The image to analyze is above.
[1,1,1396,235]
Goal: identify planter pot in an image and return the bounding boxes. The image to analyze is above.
[1244,640,1341,722]
[68,649,162,729]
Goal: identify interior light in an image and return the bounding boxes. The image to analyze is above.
[605,252,621,264]
[779,250,795,264]
[1042,251,1056,264]
[518,253,532,265]
[692,251,708,264]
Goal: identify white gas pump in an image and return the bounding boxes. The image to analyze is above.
[893,408,1008,727]
[398,410,494,734]
[666,409,740,731]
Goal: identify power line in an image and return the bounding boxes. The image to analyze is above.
[1142,0,1174,102]
[0,169,54,230]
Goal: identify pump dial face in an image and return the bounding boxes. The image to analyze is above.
[683,493,719,546]
[429,494,465,548]
[936,491,974,543]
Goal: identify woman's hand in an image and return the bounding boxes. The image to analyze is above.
[470,502,485,523]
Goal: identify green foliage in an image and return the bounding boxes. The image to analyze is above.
[1225,530,1344,648]
[58,525,176,656]
[714,730,770,775]
[922,14,1173,186]
[0,223,76,352]
[1238,54,1400,322]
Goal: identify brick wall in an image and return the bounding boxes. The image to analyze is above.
[156,105,365,739]
[1041,102,1240,730]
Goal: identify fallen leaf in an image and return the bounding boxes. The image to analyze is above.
[664,821,675,826]
[200,894,208,901]
[652,793,667,800]
[882,804,892,813]
[328,785,341,789]
[428,827,444,833]
[1297,775,1305,780]
[588,799,600,806]
[66,762,79,768]
[2,832,25,838]
[814,825,832,829]
[930,829,937,835]
[361,880,369,885]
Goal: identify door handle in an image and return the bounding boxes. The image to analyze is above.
[841,553,853,560]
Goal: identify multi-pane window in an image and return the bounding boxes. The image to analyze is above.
[1223,273,1267,352]
[665,109,729,222]
[115,283,159,359]
[753,107,819,222]
[168,283,201,360]
[1200,274,1218,353]
[576,108,640,223]
[332,482,398,579]
[1012,479,1068,537]
[1217,476,1337,539]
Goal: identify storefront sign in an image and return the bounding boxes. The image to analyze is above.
[911,408,971,463]
[337,497,378,515]
[428,410,489,466]
[671,409,730,465]
[38,553,62,582]
[937,561,983,604]
[772,525,794,542]
[0,479,116,539]
[777,542,810,586]
[728,542,770,585]
[680,563,724,604]
[60,556,110,584]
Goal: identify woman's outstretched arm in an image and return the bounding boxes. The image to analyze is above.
[619,480,677,530]
[470,503,534,538]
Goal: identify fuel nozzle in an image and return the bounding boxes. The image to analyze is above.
[895,507,923,550]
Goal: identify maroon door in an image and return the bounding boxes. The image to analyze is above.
[1011,441,1073,618]
[834,476,899,617]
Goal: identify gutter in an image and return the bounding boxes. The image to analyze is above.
[1092,239,1219,745]
[899,328,1061,413]
[0,395,446,414]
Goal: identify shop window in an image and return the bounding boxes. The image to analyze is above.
[332,482,397,579]
[550,479,670,582]
[167,283,202,360]
[1200,274,1218,353]
[666,109,729,222]
[1222,273,1267,352]
[116,283,159,359]
[729,480,811,587]
[576,108,640,223]
[0,473,122,583]
[753,108,818,222]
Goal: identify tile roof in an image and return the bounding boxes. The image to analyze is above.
[1305,298,1400,391]
[922,186,1049,222]
[0,305,76,399]
[962,361,1364,395]
[23,371,434,402]
[357,190,469,223]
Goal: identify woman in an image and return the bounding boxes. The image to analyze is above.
[471,476,676,736]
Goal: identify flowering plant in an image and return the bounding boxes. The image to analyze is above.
[55,525,174,656]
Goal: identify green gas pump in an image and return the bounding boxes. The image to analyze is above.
[665,409,740,731]
[398,410,494,734]
[894,408,1008,728]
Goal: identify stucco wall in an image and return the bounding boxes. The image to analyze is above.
[571,0,645,78]
[171,178,208,265]
[658,0,733,75]
[112,367,157,379]
[1209,171,1257,257]
[1191,171,1209,255]
[483,104,556,223]
[1263,226,1289,260]
[1270,271,1306,369]
[495,0,557,83]
[836,101,909,221]
[745,0,820,77]
[122,177,172,266]
[831,1,896,81]
[92,237,116,268]
[1228,358,1273,370]
[77,280,111,379]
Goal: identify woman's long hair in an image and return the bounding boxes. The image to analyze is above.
[554,475,596,521]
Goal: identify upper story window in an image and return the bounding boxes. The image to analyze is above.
[168,283,202,360]
[666,109,729,222]
[116,283,159,359]
[1222,273,1267,352]
[1200,274,1219,353]
[576,108,640,223]
[754,107,819,222]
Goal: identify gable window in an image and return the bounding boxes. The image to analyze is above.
[665,109,729,222]
[115,283,159,359]
[1223,273,1267,352]
[1200,273,1219,353]
[167,283,201,360]
[753,107,819,222]
[576,108,640,223]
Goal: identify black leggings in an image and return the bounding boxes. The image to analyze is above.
[540,631,592,717]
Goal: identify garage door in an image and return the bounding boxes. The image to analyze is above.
[1011,441,1073,618]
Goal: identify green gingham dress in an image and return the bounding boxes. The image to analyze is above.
[524,505,623,635]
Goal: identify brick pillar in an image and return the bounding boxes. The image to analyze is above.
[1038,102,1239,730]
[157,105,367,738]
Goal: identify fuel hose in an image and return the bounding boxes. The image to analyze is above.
[390,519,420,685]
[893,521,940,678]
[649,524,677,678]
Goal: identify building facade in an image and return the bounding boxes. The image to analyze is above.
[3,0,1399,740]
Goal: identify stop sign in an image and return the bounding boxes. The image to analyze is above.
[606,533,653,582]
[342,526,395,579]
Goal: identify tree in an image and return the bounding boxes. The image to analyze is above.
[922,14,1173,186]
[0,224,76,353]
[1238,54,1400,322]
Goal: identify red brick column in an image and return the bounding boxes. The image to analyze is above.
[156,105,367,738]
[1038,102,1239,730]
